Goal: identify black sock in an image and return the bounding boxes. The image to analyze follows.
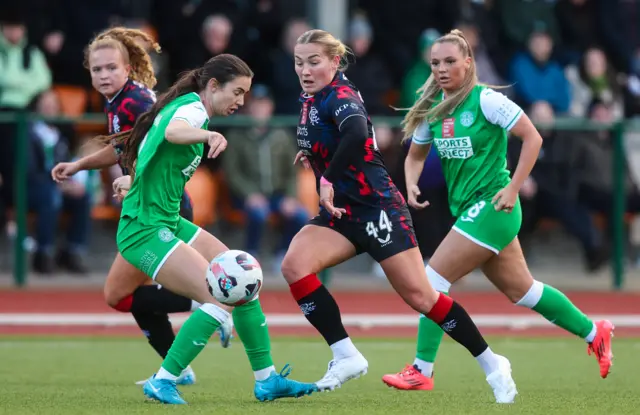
[131,285,193,314]
[290,274,349,345]
[427,294,488,357]
[131,310,175,359]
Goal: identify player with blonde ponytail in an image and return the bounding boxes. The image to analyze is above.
[382,29,614,392]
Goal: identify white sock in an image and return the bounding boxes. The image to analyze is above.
[585,322,597,343]
[515,280,544,309]
[156,367,178,381]
[330,337,359,360]
[191,300,201,311]
[412,358,434,377]
[180,366,193,377]
[475,347,500,377]
[254,365,276,381]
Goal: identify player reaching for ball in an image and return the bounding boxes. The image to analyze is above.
[283,29,516,404]
[50,28,231,386]
[381,29,614,392]
[93,54,317,405]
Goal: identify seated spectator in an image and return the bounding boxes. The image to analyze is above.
[567,47,624,119]
[510,30,571,113]
[512,101,608,271]
[221,85,308,268]
[27,90,92,274]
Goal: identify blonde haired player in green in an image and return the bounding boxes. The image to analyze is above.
[108,54,317,404]
[382,29,614,392]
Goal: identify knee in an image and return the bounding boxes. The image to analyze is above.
[104,286,132,311]
[403,289,440,314]
[280,254,308,285]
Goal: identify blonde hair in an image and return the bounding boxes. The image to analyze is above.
[401,29,477,141]
[84,27,161,89]
[296,29,352,71]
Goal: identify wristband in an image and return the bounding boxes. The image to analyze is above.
[320,176,332,186]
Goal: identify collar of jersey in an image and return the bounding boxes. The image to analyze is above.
[106,78,132,104]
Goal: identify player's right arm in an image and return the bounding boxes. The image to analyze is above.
[51,145,118,182]
[164,101,227,158]
[405,121,432,209]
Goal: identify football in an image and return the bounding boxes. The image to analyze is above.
[206,250,263,306]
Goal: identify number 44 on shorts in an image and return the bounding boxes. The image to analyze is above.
[460,201,486,223]
[366,210,393,244]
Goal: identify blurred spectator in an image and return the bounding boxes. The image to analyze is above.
[399,29,440,109]
[270,18,311,114]
[27,90,92,274]
[496,0,560,53]
[222,85,308,267]
[242,0,286,85]
[567,48,624,119]
[456,20,512,96]
[510,30,571,113]
[182,14,234,73]
[555,0,600,65]
[596,0,640,76]
[345,13,393,115]
[513,101,608,271]
[0,7,52,228]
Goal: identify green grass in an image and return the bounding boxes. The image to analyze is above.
[0,336,637,414]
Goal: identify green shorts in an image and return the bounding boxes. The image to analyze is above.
[452,198,522,254]
[117,216,201,279]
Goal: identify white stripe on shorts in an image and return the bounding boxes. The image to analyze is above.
[152,240,183,280]
[452,226,499,254]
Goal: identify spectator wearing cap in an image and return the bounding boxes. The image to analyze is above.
[222,84,309,268]
[344,13,393,115]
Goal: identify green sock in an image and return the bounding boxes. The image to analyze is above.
[233,298,274,374]
[160,304,225,377]
[415,291,448,375]
[522,281,594,339]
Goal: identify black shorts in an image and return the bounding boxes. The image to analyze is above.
[309,206,418,262]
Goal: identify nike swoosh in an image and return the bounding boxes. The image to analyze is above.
[193,341,206,347]
[260,321,267,327]
[149,383,160,393]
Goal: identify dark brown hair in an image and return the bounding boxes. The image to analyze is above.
[100,54,253,174]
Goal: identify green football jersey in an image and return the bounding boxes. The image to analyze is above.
[120,92,209,228]
[412,85,523,217]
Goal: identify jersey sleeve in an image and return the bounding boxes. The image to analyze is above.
[325,85,368,131]
[411,121,433,145]
[170,101,209,129]
[479,88,523,131]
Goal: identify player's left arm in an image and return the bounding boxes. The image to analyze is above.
[322,88,370,184]
[480,89,542,193]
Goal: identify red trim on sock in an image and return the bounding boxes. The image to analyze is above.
[113,295,133,312]
[426,293,453,324]
[289,274,322,301]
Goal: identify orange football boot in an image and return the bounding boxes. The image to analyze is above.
[382,364,434,391]
[587,320,615,378]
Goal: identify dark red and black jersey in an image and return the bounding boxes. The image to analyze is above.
[105,78,156,175]
[296,72,406,222]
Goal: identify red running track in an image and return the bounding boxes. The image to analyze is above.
[0,289,638,337]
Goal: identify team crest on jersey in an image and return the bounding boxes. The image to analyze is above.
[460,111,474,127]
[158,228,175,243]
[309,106,320,126]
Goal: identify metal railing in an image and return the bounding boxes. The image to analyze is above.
[0,112,634,290]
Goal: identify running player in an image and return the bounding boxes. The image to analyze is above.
[382,29,614,392]
[50,27,231,386]
[101,54,317,405]
[283,29,516,404]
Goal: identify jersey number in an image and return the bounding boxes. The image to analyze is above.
[460,201,486,223]
[366,210,392,244]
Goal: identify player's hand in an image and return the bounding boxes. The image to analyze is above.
[407,184,430,210]
[293,151,311,169]
[492,184,518,213]
[51,161,80,183]
[207,131,228,159]
[112,175,132,202]
[319,178,346,219]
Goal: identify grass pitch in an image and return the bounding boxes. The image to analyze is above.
[0,336,637,414]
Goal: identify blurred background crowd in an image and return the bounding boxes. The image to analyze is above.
[1,0,640,280]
